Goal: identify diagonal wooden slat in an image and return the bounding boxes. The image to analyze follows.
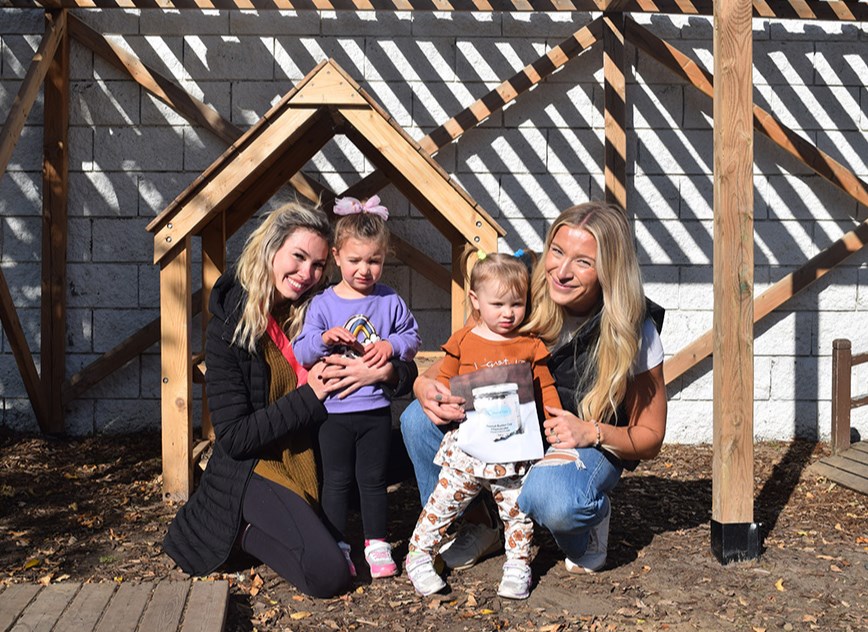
[0,10,66,182]
[2,0,866,21]
[67,14,326,203]
[62,293,202,403]
[624,16,868,209]
[0,269,49,429]
[664,219,868,383]
[341,17,604,203]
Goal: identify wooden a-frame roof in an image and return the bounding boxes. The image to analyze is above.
[147,59,504,267]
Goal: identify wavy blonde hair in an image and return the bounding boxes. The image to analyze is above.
[232,201,333,353]
[523,202,646,424]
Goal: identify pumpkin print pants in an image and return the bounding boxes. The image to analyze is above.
[408,465,533,563]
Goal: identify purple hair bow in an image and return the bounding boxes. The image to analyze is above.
[333,195,389,221]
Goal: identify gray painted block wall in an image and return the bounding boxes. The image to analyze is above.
[1,9,867,442]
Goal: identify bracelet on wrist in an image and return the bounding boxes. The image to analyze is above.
[593,419,602,448]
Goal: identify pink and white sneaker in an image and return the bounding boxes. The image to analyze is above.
[364,539,398,578]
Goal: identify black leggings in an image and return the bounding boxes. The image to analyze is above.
[318,407,391,541]
[241,473,350,598]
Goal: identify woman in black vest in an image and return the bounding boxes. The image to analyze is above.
[164,202,415,597]
[400,201,666,576]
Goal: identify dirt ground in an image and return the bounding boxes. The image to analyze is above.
[1,430,866,631]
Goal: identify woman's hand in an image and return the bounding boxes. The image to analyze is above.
[318,353,393,399]
[542,406,598,449]
[306,360,340,401]
[414,375,465,426]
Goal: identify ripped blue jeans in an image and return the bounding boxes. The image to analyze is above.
[517,447,622,562]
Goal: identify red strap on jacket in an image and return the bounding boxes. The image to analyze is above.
[266,314,308,386]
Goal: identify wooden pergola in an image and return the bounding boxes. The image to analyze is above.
[1,0,866,565]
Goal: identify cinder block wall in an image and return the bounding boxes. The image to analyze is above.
[1,9,866,441]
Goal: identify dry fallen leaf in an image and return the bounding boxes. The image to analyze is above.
[249,573,264,596]
[38,574,53,586]
[775,578,785,592]
[23,558,40,570]
[290,611,312,620]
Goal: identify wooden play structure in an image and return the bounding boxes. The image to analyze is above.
[146,58,503,501]
[1,1,867,564]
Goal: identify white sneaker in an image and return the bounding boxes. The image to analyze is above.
[405,551,446,596]
[565,500,610,573]
[439,522,503,570]
[497,560,532,600]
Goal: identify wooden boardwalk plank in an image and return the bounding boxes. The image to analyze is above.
[179,581,229,632]
[53,583,116,632]
[0,584,41,632]
[822,453,868,478]
[138,581,189,632]
[10,582,77,632]
[849,441,868,456]
[93,583,152,632]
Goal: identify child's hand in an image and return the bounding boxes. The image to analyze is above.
[322,327,364,354]
[363,340,393,368]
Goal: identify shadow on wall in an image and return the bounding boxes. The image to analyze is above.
[0,11,866,440]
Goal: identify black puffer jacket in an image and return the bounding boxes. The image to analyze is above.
[163,272,330,576]
[548,299,665,471]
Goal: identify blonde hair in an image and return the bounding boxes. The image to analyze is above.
[523,201,646,424]
[334,210,389,253]
[466,252,530,324]
[232,201,333,353]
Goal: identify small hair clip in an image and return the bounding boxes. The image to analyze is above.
[477,250,487,261]
[333,195,389,220]
[514,249,524,258]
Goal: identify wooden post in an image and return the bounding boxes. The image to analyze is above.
[200,215,226,442]
[603,12,627,209]
[711,0,760,563]
[831,339,852,456]
[160,241,193,501]
[41,9,69,434]
[451,242,472,333]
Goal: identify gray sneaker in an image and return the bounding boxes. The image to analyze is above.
[565,499,610,573]
[497,560,532,600]
[405,551,446,596]
[439,522,503,570]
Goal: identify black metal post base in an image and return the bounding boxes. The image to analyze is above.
[711,520,761,564]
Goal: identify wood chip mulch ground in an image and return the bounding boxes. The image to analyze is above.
[1,430,865,631]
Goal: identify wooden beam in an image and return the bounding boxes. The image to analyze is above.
[711,0,757,562]
[624,17,868,209]
[40,9,69,434]
[200,216,225,443]
[339,106,501,245]
[2,1,866,22]
[160,241,193,501]
[663,218,868,383]
[0,269,49,429]
[0,10,65,182]
[451,242,473,333]
[62,290,202,403]
[391,233,450,293]
[831,339,852,456]
[602,13,627,209]
[67,14,326,206]
[344,18,604,202]
[153,107,324,264]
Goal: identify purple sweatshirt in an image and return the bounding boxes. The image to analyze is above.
[293,284,421,413]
